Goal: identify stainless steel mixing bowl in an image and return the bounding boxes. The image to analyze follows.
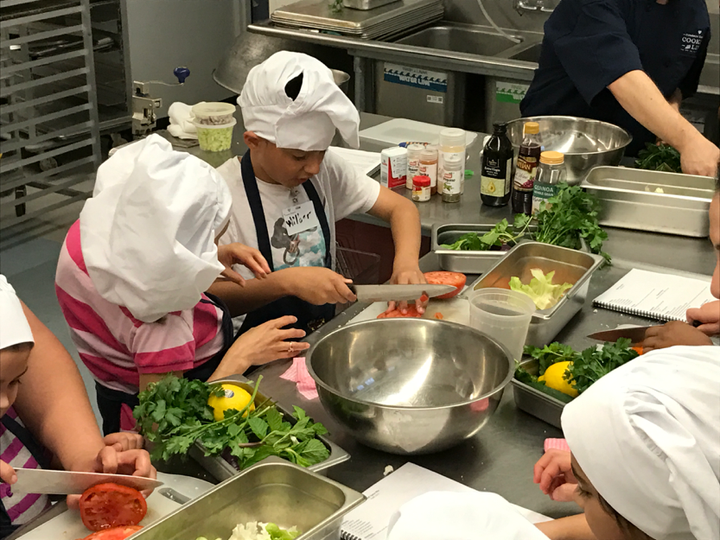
[306,319,514,455]
[506,116,632,185]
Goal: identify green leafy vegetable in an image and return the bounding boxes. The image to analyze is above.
[514,339,639,400]
[635,142,682,173]
[440,214,532,251]
[509,269,573,310]
[134,376,330,469]
[266,523,301,540]
[534,183,610,262]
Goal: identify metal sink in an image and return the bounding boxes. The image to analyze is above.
[396,23,522,57]
[508,41,543,62]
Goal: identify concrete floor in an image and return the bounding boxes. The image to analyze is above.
[0,186,103,425]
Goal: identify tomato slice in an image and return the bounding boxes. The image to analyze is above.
[79,483,147,532]
[377,305,423,318]
[81,525,143,540]
[424,271,466,299]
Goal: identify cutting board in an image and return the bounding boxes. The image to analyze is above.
[19,472,213,540]
[348,297,470,326]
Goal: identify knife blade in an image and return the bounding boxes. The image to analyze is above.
[587,326,655,345]
[349,284,456,303]
[12,468,163,495]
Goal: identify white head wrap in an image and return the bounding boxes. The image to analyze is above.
[238,51,360,151]
[0,275,34,349]
[562,346,720,540]
[386,491,548,540]
[80,134,231,323]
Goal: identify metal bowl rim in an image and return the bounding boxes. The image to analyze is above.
[305,318,515,411]
[506,115,633,156]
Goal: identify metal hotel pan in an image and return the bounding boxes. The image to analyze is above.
[512,359,565,428]
[131,457,365,540]
[467,242,605,347]
[432,223,535,274]
[188,377,350,481]
[582,166,714,238]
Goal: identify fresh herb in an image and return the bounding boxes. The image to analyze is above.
[515,339,639,400]
[441,214,532,251]
[328,0,344,12]
[509,269,573,310]
[565,338,639,394]
[534,184,610,262]
[134,376,330,469]
[635,143,682,173]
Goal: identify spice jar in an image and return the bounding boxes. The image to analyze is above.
[419,145,439,195]
[412,175,431,202]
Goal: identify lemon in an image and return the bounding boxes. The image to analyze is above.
[208,384,255,421]
[538,361,578,398]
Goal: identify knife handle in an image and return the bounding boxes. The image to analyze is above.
[692,320,702,328]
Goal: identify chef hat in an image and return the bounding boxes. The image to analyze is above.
[0,275,34,349]
[80,134,231,323]
[562,346,720,540]
[386,491,548,540]
[239,51,360,151]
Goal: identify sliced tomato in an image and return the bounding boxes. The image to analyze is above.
[79,483,147,532]
[81,526,142,540]
[631,346,644,355]
[424,271,466,299]
[377,304,423,318]
[434,312,444,320]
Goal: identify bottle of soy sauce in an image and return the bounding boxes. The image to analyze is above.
[480,123,514,207]
[512,121,542,215]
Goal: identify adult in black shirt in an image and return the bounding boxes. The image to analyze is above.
[521,0,719,177]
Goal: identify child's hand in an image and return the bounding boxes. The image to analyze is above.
[687,301,720,336]
[386,264,426,315]
[0,459,17,485]
[103,432,144,452]
[533,449,577,502]
[284,267,356,305]
[217,243,271,285]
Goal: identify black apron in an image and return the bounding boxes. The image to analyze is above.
[0,415,52,539]
[236,151,335,338]
[96,293,234,435]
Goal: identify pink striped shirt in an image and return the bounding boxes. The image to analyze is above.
[55,220,225,396]
[0,408,51,526]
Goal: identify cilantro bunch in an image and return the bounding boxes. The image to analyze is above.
[134,376,330,469]
[533,184,610,262]
[441,214,532,251]
[635,143,682,173]
[515,339,639,400]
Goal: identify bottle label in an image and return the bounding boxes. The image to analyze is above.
[481,157,512,197]
[418,162,438,187]
[514,156,538,191]
[442,169,464,195]
[532,182,559,213]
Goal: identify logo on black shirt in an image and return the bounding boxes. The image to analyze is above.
[681,29,703,54]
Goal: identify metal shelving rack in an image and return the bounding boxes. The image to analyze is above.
[0,0,102,230]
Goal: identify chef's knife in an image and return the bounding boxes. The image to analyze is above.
[349,284,456,303]
[12,468,163,495]
[587,326,654,345]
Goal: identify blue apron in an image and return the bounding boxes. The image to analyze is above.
[95,293,234,435]
[237,150,335,338]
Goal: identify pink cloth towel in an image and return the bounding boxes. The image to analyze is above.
[544,438,571,453]
[280,357,318,400]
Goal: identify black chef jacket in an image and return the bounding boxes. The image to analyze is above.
[520,0,710,156]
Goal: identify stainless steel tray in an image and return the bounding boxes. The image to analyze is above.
[132,457,365,540]
[582,166,714,238]
[468,242,605,347]
[512,359,564,428]
[432,223,532,274]
[188,377,350,481]
[344,0,401,9]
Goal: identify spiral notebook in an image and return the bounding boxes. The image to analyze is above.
[593,268,715,321]
[340,463,549,540]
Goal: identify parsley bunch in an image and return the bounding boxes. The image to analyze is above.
[134,376,330,469]
[533,184,610,262]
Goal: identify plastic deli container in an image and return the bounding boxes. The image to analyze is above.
[191,102,236,126]
[194,118,236,152]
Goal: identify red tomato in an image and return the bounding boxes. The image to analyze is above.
[79,483,147,532]
[434,312,444,320]
[424,271,466,299]
[377,305,423,318]
[81,526,142,540]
